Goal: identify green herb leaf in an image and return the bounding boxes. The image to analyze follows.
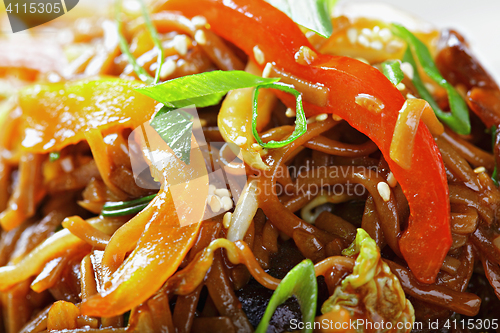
[135,70,279,109]
[252,82,307,148]
[392,24,471,135]
[256,259,317,333]
[150,107,194,164]
[265,0,334,38]
[381,60,404,86]
[115,0,154,84]
[101,193,157,217]
[49,151,60,162]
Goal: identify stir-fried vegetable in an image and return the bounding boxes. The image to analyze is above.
[161,0,450,283]
[321,229,415,331]
[381,60,405,86]
[101,194,158,217]
[18,78,157,153]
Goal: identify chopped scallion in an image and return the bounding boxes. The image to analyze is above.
[252,82,307,148]
[392,24,471,135]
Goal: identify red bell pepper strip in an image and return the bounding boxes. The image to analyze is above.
[160,0,450,283]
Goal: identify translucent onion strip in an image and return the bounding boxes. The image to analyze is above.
[390,99,444,169]
[226,180,259,242]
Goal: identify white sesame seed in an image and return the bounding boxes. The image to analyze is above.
[474,166,486,174]
[306,117,316,124]
[316,113,328,121]
[60,157,73,173]
[379,28,392,43]
[173,35,188,56]
[424,82,436,93]
[210,195,222,213]
[285,108,296,117]
[406,93,417,99]
[160,58,176,79]
[400,62,414,80]
[387,172,397,187]
[370,40,383,50]
[373,26,380,34]
[191,16,207,28]
[396,83,406,91]
[355,94,385,113]
[234,136,247,146]
[253,45,265,65]
[262,63,272,78]
[215,188,230,197]
[377,182,391,202]
[361,28,373,38]
[332,114,342,121]
[358,35,370,48]
[386,40,404,53]
[221,196,233,211]
[223,212,232,228]
[259,149,268,156]
[347,28,358,44]
[194,30,207,45]
[208,184,216,195]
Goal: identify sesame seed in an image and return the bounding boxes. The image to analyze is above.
[223,212,232,228]
[400,62,414,80]
[370,40,383,50]
[347,28,358,44]
[173,35,188,56]
[355,94,385,113]
[221,196,233,211]
[295,45,317,65]
[285,108,296,117]
[316,113,328,121]
[373,26,380,34]
[424,82,436,93]
[387,172,397,187]
[234,136,247,146]
[361,28,373,38]
[406,93,417,99]
[215,188,230,197]
[386,40,404,53]
[306,117,316,124]
[358,34,370,47]
[332,114,342,121]
[253,45,265,65]
[160,58,176,79]
[194,30,207,45]
[208,184,216,195]
[377,182,391,202]
[191,16,207,28]
[60,157,73,173]
[474,166,486,174]
[259,149,268,156]
[210,195,222,213]
[262,63,272,78]
[378,28,392,42]
[396,83,406,91]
